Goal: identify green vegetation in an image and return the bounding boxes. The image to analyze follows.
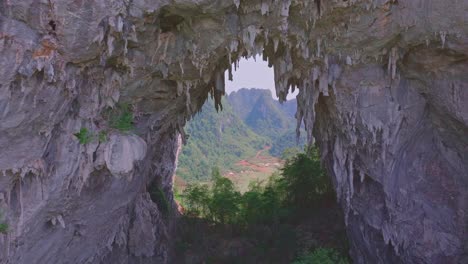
[175,89,348,262]
[209,168,242,225]
[239,173,288,226]
[243,92,292,139]
[0,211,8,234]
[280,148,334,215]
[74,102,134,145]
[180,148,333,225]
[292,248,349,264]
[227,88,306,157]
[281,146,302,161]
[177,89,310,183]
[177,97,269,182]
[98,131,108,142]
[74,128,108,145]
[182,168,242,225]
[182,183,211,217]
[270,129,306,157]
[176,149,349,263]
[0,223,7,234]
[74,128,93,145]
[177,89,307,183]
[109,103,134,132]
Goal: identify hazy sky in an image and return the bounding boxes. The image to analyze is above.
[225,58,298,100]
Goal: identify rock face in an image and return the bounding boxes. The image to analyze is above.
[0,0,466,263]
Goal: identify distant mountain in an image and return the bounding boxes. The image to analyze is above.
[242,91,293,135]
[177,88,305,182]
[177,97,269,182]
[227,88,305,157]
[228,88,273,120]
[278,99,297,119]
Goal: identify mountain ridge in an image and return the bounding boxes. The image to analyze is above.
[177,88,304,182]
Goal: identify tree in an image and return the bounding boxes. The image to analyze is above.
[209,167,241,224]
[281,146,301,160]
[183,183,211,217]
[280,147,333,215]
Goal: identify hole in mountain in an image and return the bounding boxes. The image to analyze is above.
[173,58,349,263]
[48,20,57,32]
[177,58,301,183]
[225,58,298,101]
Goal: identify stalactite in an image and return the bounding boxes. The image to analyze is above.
[273,37,279,53]
[316,38,321,57]
[280,0,291,17]
[233,0,240,9]
[387,47,398,80]
[214,70,225,94]
[440,31,447,48]
[185,82,191,115]
[261,1,269,15]
[176,81,183,97]
[179,62,184,76]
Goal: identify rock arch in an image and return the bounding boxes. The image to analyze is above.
[0,0,466,263]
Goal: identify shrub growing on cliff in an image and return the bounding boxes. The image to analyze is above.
[74,128,93,144]
[0,211,8,234]
[0,223,7,234]
[292,248,349,264]
[98,131,108,142]
[110,103,134,132]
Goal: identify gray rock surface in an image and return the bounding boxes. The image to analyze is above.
[104,134,147,177]
[0,0,466,263]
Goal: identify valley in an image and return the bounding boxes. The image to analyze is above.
[176,88,304,186]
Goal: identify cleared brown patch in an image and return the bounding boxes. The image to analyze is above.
[226,146,284,192]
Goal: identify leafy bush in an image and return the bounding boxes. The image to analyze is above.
[182,167,242,224]
[281,146,301,160]
[74,128,93,144]
[183,183,211,217]
[240,175,287,226]
[110,103,134,132]
[74,128,109,145]
[280,148,333,215]
[292,248,349,264]
[98,131,108,142]
[209,168,241,224]
[0,223,8,234]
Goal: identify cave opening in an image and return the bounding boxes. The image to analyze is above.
[176,57,299,184]
[173,57,349,263]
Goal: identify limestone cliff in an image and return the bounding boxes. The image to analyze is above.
[0,0,466,263]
